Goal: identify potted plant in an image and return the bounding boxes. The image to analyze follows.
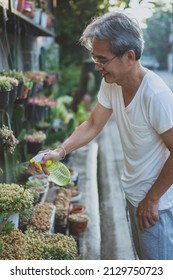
[54,196,69,231]
[26,96,56,123]
[25,229,78,260]
[68,213,89,235]
[24,130,46,154]
[26,175,49,203]
[0,125,19,154]
[0,70,25,98]
[0,77,12,108]
[0,228,78,260]
[0,229,27,259]
[0,183,34,233]
[5,76,19,103]
[35,121,50,133]
[69,204,86,215]
[27,202,56,233]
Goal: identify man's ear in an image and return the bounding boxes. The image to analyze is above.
[126,50,136,64]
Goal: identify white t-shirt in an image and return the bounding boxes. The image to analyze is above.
[97,70,173,210]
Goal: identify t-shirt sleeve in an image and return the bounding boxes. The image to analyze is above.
[149,90,173,134]
[97,79,112,109]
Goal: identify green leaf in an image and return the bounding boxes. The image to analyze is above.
[13,105,24,124]
[17,128,26,141]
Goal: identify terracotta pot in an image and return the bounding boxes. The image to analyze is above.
[17,0,24,12]
[68,214,88,234]
[70,205,86,215]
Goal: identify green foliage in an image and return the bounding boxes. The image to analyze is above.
[12,104,25,125]
[44,131,67,146]
[75,101,90,124]
[45,43,60,73]
[2,221,14,235]
[0,183,34,213]
[25,230,78,260]
[0,168,3,177]
[143,9,172,69]
[0,228,78,260]
[58,64,81,96]
[0,229,26,260]
[0,70,24,83]
[0,79,12,91]
[17,128,26,142]
[55,0,110,65]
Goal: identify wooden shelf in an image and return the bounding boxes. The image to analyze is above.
[0,2,55,37]
[9,8,55,37]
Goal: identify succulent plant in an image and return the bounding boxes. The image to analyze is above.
[24,130,46,143]
[0,183,34,234]
[0,125,19,154]
[0,229,26,260]
[25,229,78,260]
[0,183,34,213]
[0,77,12,91]
[0,228,78,260]
[68,213,88,222]
[27,203,55,232]
[0,70,24,83]
[4,76,19,87]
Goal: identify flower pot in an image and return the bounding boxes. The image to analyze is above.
[32,186,47,203]
[17,0,24,12]
[20,85,30,99]
[27,141,43,154]
[40,12,48,28]
[70,205,86,215]
[68,214,89,235]
[33,8,42,25]
[9,86,17,103]
[70,191,82,203]
[55,197,69,228]
[0,212,19,228]
[27,105,47,122]
[70,168,79,185]
[12,0,19,9]
[0,90,10,109]
[28,174,49,182]
[17,82,24,98]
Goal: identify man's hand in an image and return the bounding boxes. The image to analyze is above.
[137,196,159,232]
[28,149,62,175]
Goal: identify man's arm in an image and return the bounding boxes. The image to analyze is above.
[60,102,112,153]
[40,102,112,167]
[137,127,173,232]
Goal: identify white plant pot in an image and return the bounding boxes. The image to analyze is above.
[0,212,19,228]
[40,12,48,28]
[33,8,42,25]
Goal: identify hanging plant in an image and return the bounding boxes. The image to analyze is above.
[0,125,19,154]
[0,77,12,91]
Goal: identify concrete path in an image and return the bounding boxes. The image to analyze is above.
[97,118,135,260]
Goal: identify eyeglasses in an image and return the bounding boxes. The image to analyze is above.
[91,55,117,68]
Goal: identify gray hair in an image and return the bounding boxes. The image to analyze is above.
[80,12,144,60]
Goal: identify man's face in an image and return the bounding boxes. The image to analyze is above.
[92,38,129,85]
